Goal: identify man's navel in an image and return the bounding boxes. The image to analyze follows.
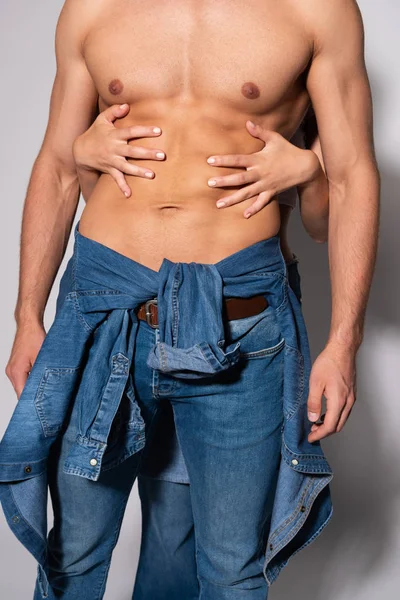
[108,78,124,95]
[241,81,260,99]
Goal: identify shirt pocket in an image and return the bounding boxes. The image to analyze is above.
[224,298,285,360]
[34,367,81,437]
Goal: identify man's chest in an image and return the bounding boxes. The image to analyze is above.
[83,0,312,113]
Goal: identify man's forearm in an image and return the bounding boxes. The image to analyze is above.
[15,152,81,327]
[326,160,380,351]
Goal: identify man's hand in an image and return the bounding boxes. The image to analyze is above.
[72,103,166,198]
[5,324,46,400]
[307,342,357,443]
[206,120,323,218]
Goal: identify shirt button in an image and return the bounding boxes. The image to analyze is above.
[269,543,273,551]
[24,465,32,473]
[90,458,98,466]
[291,459,299,466]
[300,505,306,512]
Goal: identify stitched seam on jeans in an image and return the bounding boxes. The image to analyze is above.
[172,263,180,347]
[240,337,285,359]
[75,290,124,297]
[275,277,288,315]
[9,484,46,544]
[71,240,78,293]
[283,344,304,421]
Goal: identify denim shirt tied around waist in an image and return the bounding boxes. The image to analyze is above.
[0,224,333,586]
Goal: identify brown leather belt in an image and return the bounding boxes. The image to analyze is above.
[136,295,269,329]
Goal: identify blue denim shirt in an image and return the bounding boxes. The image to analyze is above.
[0,224,333,586]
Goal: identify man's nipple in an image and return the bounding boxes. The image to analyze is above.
[241,82,260,99]
[108,79,124,95]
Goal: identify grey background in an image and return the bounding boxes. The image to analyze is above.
[1,1,399,598]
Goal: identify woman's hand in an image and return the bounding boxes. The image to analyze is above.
[72,103,166,198]
[206,120,324,218]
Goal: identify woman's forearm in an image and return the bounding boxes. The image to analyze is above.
[297,150,329,243]
[75,165,101,202]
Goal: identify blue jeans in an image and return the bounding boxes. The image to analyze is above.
[133,255,303,600]
[33,250,295,600]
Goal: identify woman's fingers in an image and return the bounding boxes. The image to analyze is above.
[112,158,155,180]
[117,125,163,140]
[109,167,132,198]
[208,168,258,189]
[101,103,130,125]
[207,153,254,168]
[122,144,166,162]
[242,191,274,218]
[215,182,264,208]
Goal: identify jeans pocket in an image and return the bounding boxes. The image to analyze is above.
[224,299,284,359]
[34,367,81,437]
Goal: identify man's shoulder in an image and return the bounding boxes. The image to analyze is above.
[58,0,107,53]
[291,0,363,50]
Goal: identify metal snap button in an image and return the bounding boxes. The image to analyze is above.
[300,505,306,512]
[12,515,20,523]
[291,459,299,466]
[90,458,98,466]
[24,465,32,473]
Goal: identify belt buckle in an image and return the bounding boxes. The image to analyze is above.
[144,298,158,329]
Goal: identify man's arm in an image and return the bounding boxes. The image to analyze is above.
[6,0,99,397]
[303,0,380,441]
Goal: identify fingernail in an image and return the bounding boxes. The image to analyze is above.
[208,179,217,186]
[207,157,216,164]
[145,171,154,178]
[216,201,225,207]
[153,127,161,133]
[119,104,128,109]
[244,212,251,218]
[156,152,165,159]
[248,120,256,127]
[124,191,130,197]
[308,412,319,421]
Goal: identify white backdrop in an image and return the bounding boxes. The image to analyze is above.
[0,1,399,598]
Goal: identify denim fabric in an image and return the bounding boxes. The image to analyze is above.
[137,253,303,485]
[286,253,302,304]
[0,224,333,597]
[133,258,305,600]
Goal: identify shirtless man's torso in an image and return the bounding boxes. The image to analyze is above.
[71,0,312,269]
